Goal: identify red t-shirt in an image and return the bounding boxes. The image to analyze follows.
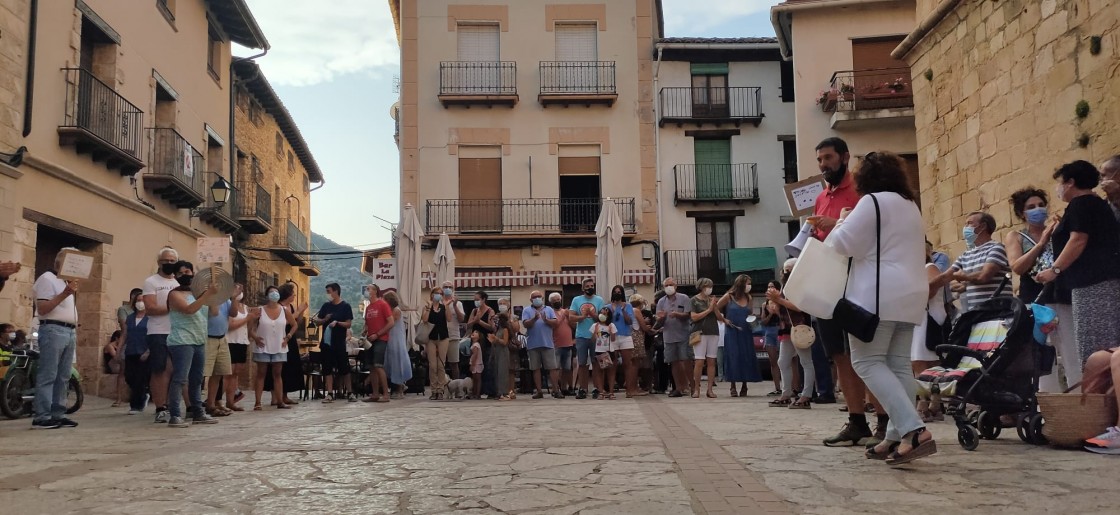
[812,172,860,241]
[365,299,392,342]
[552,308,574,348]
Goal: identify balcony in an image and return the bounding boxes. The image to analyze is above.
[425,197,636,248]
[658,87,763,127]
[438,61,518,107]
[235,180,272,234]
[674,163,759,205]
[665,248,776,293]
[300,245,321,277]
[538,61,617,107]
[144,128,205,209]
[58,68,145,175]
[270,218,308,266]
[196,172,240,234]
[822,68,915,130]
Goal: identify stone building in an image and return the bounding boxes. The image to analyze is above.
[0,0,267,395]
[894,0,1119,255]
[388,0,660,308]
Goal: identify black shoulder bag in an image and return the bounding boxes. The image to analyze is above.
[833,194,881,343]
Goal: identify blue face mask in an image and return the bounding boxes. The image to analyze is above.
[433,293,443,303]
[962,226,977,248]
[267,291,281,303]
[443,287,453,296]
[532,298,543,308]
[1025,207,1048,226]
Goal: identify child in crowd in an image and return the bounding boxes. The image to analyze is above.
[591,307,618,400]
[469,331,484,399]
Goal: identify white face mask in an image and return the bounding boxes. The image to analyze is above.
[703,287,713,296]
[498,304,509,313]
[135,301,146,312]
[235,293,244,301]
[7,333,15,342]
[664,286,676,296]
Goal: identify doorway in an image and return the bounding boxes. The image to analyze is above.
[695,218,733,285]
[458,156,502,232]
[34,226,98,280]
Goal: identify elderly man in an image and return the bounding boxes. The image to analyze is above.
[31,248,81,429]
[656,277,693,397]
[143,247,182,423]
[441,280,466,381]
[1100,155,1120,223]
[933,211,1011,313]
[522,290,562,399]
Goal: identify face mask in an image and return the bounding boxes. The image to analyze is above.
[1025,207,1048,226]
[433,293,443,303]
[177,275,193,287]
[551,301,562,309]
[1055,183,1067,200]
[664,286,676,296]
[8,333,16,342]
[443,288,453,296]
[160,263,178,275]
[267,291,281,303]
[584,287,596,296]
[235,293,244,301]
[598,314,608,322]
[135,301,146,312]
[703,287,713,296]
[962,226,978,248]
[611,292,625,302]
[532,298,543,308]
[498,304,509,313]
[362,290,370,299]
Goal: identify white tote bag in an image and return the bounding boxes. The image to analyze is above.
[783,237,849,319]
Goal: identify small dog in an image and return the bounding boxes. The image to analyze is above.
[446,378,473,399]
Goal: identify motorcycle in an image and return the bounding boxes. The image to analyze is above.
[0,349,83,419]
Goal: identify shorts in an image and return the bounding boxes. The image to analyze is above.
[204,336,233,376]
[528,347,558,370]
[814,317,849,356]
[470,363,484,374]
[614,335,635,351]
[319,341,351,376]
[146,334,170,373]
[664,340,694,363]
[694,334,719,359]
[253,352,287,363]
[574,337,595,367]
[763,326,780,347]
[367,340,388,369]
[228,343,248,364]
[445,336,462,363]
[556,346,575,371]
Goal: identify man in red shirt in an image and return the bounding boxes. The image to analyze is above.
[810,137,887,448]
[363,284,394,402]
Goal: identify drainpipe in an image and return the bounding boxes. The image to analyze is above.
[22,0,38,137]
[653,46,664,286]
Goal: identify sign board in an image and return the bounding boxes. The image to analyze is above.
[783,174,827,218]
[183,144,195,178]
[196,237,230,264]
[371,259,398,292]
[57,249,94,281]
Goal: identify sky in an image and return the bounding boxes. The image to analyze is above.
[238,0,783,250]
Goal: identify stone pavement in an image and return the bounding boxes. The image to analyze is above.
[0,389,1117,514]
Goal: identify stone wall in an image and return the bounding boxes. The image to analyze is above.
[902,0,1119,256]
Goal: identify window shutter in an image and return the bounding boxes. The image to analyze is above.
[555,24,597,61]
[457,24,499,61]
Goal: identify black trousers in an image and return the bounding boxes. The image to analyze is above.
[124,354,150,410]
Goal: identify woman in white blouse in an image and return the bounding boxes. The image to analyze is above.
[827,151,934,466]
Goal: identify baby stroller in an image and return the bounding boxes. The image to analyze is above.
[917,277,1053,450]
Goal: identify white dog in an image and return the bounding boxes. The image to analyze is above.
[446,378,473,399]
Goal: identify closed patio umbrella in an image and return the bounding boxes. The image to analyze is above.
[595,198,624,293]
[434,232,456,289]
[396,203,425,349]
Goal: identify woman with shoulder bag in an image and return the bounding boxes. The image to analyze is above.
[826,151,934,466]
[766,265,815,410]
[424,289,451,400]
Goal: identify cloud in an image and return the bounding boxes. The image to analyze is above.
[662,0,782,35]
[237,0,400,87]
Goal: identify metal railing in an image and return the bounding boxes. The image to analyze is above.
[282,219,308,254]
[659,87,762,120]
[60,68,144,157]
[146,127,203,194]
[425,197,636,235]
[439,61,517,96]
[674,163,759,202]
[826,67,913,112]
[235,180,272,225]
[664,249,730,285]
[539,61,616,94]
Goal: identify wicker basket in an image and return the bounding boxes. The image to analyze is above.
[1037,392,1118,448]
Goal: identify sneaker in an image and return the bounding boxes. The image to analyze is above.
[767,390,782,397]
[53,417,78,428]
[128,409,142,416]
[823,422,873,447]
[1085,426,1120,455]
[167,416,190,428]
[192,412,219,425]
[347,393,358,403]
[552,391,565,399]
[322,394,334,404]
[532,392,544,400]
[154,410,170,424]
[668,390,684,398]
[864,425,887,448]
[814,396,838,405]
[576,389,587,400]
[591,389,600,400]
[31,419,60,430]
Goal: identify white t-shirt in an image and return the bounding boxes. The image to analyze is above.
[34,271,78,324]
[227,304,249,344]
[142,274,181,335]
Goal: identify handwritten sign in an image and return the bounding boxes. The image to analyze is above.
[57,250,94,281]
[196,237,230,264]
[783,174,827,218]
[371,259,398,292]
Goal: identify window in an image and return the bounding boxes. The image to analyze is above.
[207,22,222,80]
[206,135,223,175]
[693,138,732,199]
[249,99,262,126]
[275,132,283,159]
[79,13,118,83]
[457,146,503,232]
[555,23,597,61]
[557,145,601,232]
[250,154,261,180]
[780,60,795,102]
[303,175,310,194]
[457,24,499,61]
[236,88,248,111]
[455,24,501,93]
[153,80,177,128]
[690,63,729,117]
[287,150,295,173]
[695,218,734,284]
[156,0,175,24]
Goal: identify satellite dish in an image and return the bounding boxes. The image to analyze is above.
[389,101,400,120]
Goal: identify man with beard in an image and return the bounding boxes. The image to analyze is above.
[810,137,888,448]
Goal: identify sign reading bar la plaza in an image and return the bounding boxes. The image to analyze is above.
[372,259,398,292]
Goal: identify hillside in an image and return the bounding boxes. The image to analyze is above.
[309,232,368,334]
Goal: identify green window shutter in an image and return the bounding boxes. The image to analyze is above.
[693,139,731,199]
[690,63,729,75]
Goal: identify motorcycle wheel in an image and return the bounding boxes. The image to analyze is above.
[65,376,84,415]
[0,370,30,419]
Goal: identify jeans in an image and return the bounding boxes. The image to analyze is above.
[778,338,815,397]
[849,321,923,442]
[33,324,76,422]
[168,344,205,419]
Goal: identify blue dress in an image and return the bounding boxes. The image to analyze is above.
[385,314,413,386]
[723,300,762,383]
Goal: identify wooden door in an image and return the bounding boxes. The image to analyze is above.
[694,139,732,199]
[459,157,502,232]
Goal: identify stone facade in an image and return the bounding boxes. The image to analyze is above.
[898,0,1119,256]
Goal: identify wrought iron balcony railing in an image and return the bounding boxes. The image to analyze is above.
[823,67,913,112]
[674,163,759,204]
[59,67,144,174]
[664,249,730,286]
[438,61,518,104]
[144,127,205,208]
[539,61,616,95]
[659,86,763,126]
[425,197,636,235]
[235,180,272,233]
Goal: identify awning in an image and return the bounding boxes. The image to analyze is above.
[727,247,777,274]
[535,269,655,286]
[422,270,534,289]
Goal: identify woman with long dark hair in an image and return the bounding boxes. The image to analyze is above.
[717,274,761,397]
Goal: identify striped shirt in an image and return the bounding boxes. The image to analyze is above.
[951,241,1011,311]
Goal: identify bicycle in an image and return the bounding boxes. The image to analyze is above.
[0,348,83,419]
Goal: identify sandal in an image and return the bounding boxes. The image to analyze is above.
[769,397,792,407]
[886,428,937,466]
[767,389,782,397]
[706,391,717,399]
[789,397,812,410]
[226,405,245,412]
[730,386,739,397]
[740,385,748,398]
[276,404,291,410]
[865,441,899,460]
[691,391,700,399]
[253,404,262,411]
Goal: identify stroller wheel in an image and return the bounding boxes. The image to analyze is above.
[1016,414,1032,443]
[977,411,1001,440]
[1027,413,1048,445]
[958,426,980,451]
[966,409,981,427]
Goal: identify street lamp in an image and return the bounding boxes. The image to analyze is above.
[191,174,233,217]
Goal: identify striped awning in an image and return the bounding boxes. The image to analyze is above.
[535,269,655,286]
[423,270,535,289]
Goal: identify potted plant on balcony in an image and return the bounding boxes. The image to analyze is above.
[817,84,855,112]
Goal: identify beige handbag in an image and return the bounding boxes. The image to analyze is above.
[784,306,815,350]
